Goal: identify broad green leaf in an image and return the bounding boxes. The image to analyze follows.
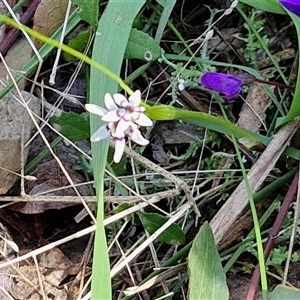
[270,285,300,299]
[51,112,90,142]
[89,1,146,299]
[71,0,99,28]
[137,211,185,245]
[188,222,229,300]
[125,29,161,61]
[64,29,90,62]
[239,0,286,14]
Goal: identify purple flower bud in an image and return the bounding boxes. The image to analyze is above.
[280,0,300,17]
[200,72,243,100]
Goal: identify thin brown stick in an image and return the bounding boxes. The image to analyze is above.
[0,0,41,55]
[246,171,299,300]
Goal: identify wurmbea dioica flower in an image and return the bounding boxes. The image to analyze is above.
[200,71,243,100]
[85,90,153,163]
[279,0,300,17]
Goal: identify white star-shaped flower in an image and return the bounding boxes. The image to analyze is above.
[102,90,153,136]
[85,90,153,163]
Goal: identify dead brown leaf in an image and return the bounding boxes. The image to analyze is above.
[11,159,90,213]
[237,82,273,133]
[39,247,75,287]
[33,0,69,49]
[0,91,40,195]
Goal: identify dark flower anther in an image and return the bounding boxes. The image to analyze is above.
[279,0,300,17]
[200,72,242,100]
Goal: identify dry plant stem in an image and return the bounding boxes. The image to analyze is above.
[0,285,13,299]
[266,270,294,287]
[0,225,96,269]
[2,0,43,95]
[77,276,92,300]
[103,191,180,226]
[245,171,299,300]
[124,263,186,296]
[49,0,72,85]
[283,165,300,284]
[0,189,178,204]
[79,278,92,300]
[20,125,26,197]
[110,203,191,277]
[0,0,41,55]
[117,141,201,217]
[210,118,299,245]
[32,255,46,299]
[73,233,94,298]
[0,52,95,222]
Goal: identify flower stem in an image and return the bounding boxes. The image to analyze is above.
[0,14,133,95]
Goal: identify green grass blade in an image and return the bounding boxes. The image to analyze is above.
[277,10,300,125]
[89,1,145,299]
[155,0,176,42]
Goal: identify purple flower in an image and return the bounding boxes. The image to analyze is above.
[200,72,242,100]
[279,0,300,17]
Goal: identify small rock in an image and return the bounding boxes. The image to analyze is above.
[0,91,40,194]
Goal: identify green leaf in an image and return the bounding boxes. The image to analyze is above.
[270,285,300,299]
[188,222,229,300]
[89,1,146,299]
[64,29,90,62]
[125,29,162,61]
[155,0,176,42]
[276,9,300,126]
[136,211,185,245]
[51,112,90,142]
[71,0,99,27]
[239,0,286,14]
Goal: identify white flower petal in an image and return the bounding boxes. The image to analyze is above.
[102,110,121,122]
[113,93,129,107]
[132,112,153,127]
[130,128,149,145]
[120,112,132,122]
[85,104,107,117]
[128,122,138,129]
[104,93,118,111]
[115,118,130,136]
[90,124,111,142]
[128,90,141,107]
[113,136,126,163]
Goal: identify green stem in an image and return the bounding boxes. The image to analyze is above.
[234,138,268,299]
[236,6,288,86]
[0,14,133,95]
[0,0,26,27]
